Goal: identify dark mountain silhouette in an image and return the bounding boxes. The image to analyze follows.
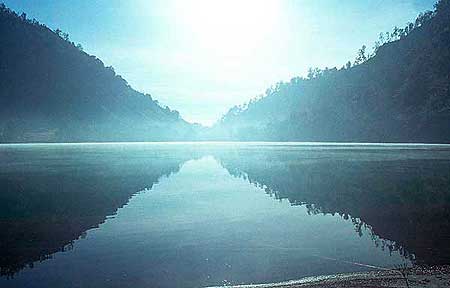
[213,0,450,143]
[0,4,199,143]
[213,146,450,265]
[2,1,449,143]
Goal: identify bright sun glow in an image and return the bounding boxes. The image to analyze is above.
[173,0,283,74]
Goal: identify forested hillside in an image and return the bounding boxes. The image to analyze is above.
[213,0,450,143]
[1,1,449,143]
[0,4,197,142]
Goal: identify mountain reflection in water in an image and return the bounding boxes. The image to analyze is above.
[0,143,449,287]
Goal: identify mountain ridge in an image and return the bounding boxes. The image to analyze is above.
[0,3,200,143]
[212,0,450,143]
[1,1,449,143]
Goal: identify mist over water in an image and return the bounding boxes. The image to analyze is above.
[1,143,449,287]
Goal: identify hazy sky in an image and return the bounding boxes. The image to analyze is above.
[4,0,436,125]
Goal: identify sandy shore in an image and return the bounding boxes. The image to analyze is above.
[207,266,450,288]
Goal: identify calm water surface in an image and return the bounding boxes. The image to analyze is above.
[1,143,450,287]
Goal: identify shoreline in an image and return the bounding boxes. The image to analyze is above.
[206,266,450,288]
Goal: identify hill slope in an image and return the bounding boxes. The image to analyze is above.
[0,4,197,143]
[213,0,450,143]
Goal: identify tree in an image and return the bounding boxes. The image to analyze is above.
[378,32,385,44]
[417,11,433,26]
[345,61,352,69]
[62,32,69,41]
[76,43,83,51]
[307,67,322,79]
[391,26,400,40]
[372,32,387,56]
[307,68,314,79]
[385,32,392,42]
[354,45,367,65]
[106,66,115,75]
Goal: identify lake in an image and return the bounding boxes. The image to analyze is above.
[1,142,450,287]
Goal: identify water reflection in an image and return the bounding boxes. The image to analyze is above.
[0,143,449,287]
[0,144,195,277]
[212,145,450,265]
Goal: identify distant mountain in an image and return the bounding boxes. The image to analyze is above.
[0,4,199,143]
[2,1,449,144]
[213,0,450,143]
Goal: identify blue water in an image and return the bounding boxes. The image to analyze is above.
[1,143,449,287]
